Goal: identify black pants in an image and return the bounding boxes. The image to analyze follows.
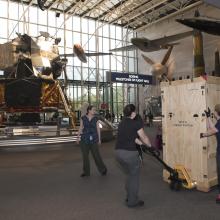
[80,141,106,175]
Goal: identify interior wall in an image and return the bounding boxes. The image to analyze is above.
[137,3,220,115]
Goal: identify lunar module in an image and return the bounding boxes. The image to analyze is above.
[0,32,100,128]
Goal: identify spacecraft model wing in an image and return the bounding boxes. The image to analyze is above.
[153,31,193,46]
[110,44,136,52]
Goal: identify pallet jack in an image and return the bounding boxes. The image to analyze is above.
[138,145,197,190]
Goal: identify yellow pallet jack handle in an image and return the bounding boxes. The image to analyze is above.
[174,165,197,189]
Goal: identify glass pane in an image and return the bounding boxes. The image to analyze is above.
[48,11,56,27]
[82,33,89,51]
[73,16,81,32]
[110,39,115,49]
[81,18,88,33]
[82,87,88,102]
[115,40,122,48]
[88,20,95,34]
[127,31,135,41]
[82,67,89,80]
[110,25,115,39]
[38,25,47,34]
[74,55,82,67]
[73,67,81,80]
[129,57,135,72]
[57,29,64,47]
[58,46,64,54]
[73,87,78,100]
[88,68,96,81]
[111,56,117,71]
[103,56,110,69]
[90,87,96,96]
[19,4,28,22]
[18,22,26,34]
[82,60,89,68]
[38,9,47,25]
[88,57,96,68]
[9,2,18,20]
[98,36,103,51]
[67,57,74,66]
[66,16,72,30]
[28,23,38,37]
[98,22,103,36]
[56,13,64,28]
[0,19,7,38]
[115,26,122,40]
[8,20,19,39]
[66,65,73,80]
[102,24,109,37]
[116,56,123,71]
[99,57,103,69]
[29,6,38,24]
[103,37,109,51]
[88,34,96,51]
[73,32,81,44]
[66,30,73,47]
[48,27,56,38]
[99,69,104,82]
[66,86,73,100]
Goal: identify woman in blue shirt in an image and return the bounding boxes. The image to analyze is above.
[77,105,107,177]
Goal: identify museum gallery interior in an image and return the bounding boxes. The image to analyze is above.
[0,0,220,219]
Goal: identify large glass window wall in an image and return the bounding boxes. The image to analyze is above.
[0,0,138,122]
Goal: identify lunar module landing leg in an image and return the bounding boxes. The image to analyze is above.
[41,81,76,129]
[57,82,76,129]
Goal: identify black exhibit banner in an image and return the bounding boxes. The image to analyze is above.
[107,72,153,85]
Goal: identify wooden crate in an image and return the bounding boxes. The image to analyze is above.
[161,76,220,192]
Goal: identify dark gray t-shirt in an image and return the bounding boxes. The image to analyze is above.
[115,117,143,151]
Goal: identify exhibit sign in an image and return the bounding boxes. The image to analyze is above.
[108,72,153,85]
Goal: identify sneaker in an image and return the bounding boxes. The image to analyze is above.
[216,194,220,204]
[80,173,90,177]
[101,168,107,176]
[127,200,144,208]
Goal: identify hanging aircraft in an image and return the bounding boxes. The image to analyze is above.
[176,13,220,36]
[0,32,111,127]
[141,46,174,81]
[110,31,193,53]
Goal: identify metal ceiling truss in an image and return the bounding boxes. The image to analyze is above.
[8,0,204,31]
[135,0,203,31]
[131,0,201,29]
